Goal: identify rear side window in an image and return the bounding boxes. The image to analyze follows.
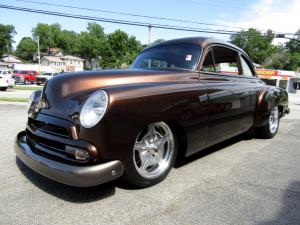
[201,46,240,75]
[213,46,240,75]
[240,55,254,76]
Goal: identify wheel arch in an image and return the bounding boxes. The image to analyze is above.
[254,87,286,127]
[165,121,188,161]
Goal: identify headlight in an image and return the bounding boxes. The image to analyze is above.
[80,90,109,128]
[27,92,35,112]
[27,90,43,114]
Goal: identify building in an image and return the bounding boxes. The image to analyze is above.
[40,56,66,72]
[256,69,300,93]
[1,55,22,64]
[59,55,84,72]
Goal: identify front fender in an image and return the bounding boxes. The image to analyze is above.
[90,82,207,162]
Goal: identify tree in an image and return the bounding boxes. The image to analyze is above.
[76,23,105,68]
[265,30,300,71]
[230,28,276,64]
[32,23,62,52]
[286,29,300,53]
[57,30,78,55]
[87,22,105,38]
[100,29,142,68]
[15,37,37,62]
[0,24,16,57]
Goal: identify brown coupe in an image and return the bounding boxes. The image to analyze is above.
[15,37,289,187]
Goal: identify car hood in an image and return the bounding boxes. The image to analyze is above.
[39,69,191,120]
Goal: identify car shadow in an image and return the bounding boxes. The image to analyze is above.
[174,132,253,168]
[257,181,300,225]
[16,157,116,203]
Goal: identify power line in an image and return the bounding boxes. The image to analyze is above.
[0,4,238,35]
[12,0,254,31]
[0,4,292,38]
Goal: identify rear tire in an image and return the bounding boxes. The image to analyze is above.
[123,122,178,188]
[0,87,7,91]
[255,105,280,139]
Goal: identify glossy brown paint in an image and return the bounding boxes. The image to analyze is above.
[16,37,289,186]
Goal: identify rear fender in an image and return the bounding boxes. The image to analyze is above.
[254,87,279,127]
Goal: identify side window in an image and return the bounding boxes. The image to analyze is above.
[201,50,215,72]
[212,46,240,75]
[240,55,254,76]
[3,71,7,75]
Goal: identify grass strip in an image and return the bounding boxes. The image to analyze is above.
[0,97,28,102]
[14,86,43,91]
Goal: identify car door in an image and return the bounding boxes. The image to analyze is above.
[234,53,264,127]
[200,45,250,146]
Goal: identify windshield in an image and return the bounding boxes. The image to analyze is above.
[131,44,201,70]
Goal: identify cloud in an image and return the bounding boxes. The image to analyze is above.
[216,0,300,39]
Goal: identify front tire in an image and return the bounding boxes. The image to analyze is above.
[0,87,7,91]
[255,105,280,139]
[124,122,178,188]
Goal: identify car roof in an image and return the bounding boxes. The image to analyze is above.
[142,36,248,56]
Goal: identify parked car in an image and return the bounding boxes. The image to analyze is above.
[12,70,39,84]
[0,75,9,91]
[0,70,15,87]
[15,37,290,188]
[36,72,60,85]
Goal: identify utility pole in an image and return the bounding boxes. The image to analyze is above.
[148,24,152,45]
[37,36,41,72]
[7,43,10,64]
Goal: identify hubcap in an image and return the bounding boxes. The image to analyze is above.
[269,106,279,134]
[133,122,175,179]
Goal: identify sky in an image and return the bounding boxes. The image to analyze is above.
[0,0,299,48]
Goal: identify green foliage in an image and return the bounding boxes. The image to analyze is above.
[99,30,142,69]
[56,30,78,55]
[231,28,300,71]
[75,23,105,68]
[15,37,37,61]
[265,30,300,71]
[286,30,300,53]
[0,24,16,57]
[32,23,62,52]
[230,28,276,64]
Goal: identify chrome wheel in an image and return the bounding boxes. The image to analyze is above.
[269,106,279,134]
[133,122,175,179]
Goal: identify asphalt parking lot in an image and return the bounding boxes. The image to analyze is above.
[1,93,300,225]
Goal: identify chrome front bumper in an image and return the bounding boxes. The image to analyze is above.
[15,131,124,187]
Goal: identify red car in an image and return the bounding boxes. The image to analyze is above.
[13,70,39,84]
